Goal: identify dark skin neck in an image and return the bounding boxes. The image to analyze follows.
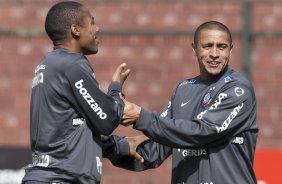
[53,36,80,53]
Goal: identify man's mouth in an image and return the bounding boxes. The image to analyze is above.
[207,61,220,67]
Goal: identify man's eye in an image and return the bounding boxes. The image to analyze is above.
[218,45,228,49]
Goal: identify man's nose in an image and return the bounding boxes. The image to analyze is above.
[210,47,219,58]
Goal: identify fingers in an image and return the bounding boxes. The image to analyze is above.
[112,63,130,84]
[131,135,149,162]
[133,152,144,163]
[122,68,131,79]
[135,135,150,145]
[117,62,127,72]
[118,63,130,77]
[120,65,130,84]
[121,115,137,126]
[113,63,125,78]
[124,135,149,163]
[120,119,135,127]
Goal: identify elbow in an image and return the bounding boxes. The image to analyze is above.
[102,126,116,136]
[92,122,117,136]
[99,115,122,136]
[104,105,123,135]
[89,102,122,135]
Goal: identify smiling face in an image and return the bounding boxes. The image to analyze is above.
[192,29,233,81]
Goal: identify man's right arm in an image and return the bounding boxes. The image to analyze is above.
[64,62,124,135]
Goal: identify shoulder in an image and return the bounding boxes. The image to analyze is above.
[217,68,256,101]
[177,76,199,88]
[225,68,255,93]
[46,49,88,65]
[171,77,200,95]
[47,49,92,72]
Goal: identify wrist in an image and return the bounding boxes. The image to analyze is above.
[108,82,122,92]
[133,104,141,121]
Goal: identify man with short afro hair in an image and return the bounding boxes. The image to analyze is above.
[21,1,134,184]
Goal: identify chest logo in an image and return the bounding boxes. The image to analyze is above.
[202,87,215,107]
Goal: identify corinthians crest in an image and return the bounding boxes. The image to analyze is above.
[202,87,215,107]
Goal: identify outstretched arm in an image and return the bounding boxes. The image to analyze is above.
[121,83,257,148]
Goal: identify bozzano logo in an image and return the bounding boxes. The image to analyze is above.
[75,80,107,120]
[216,103,244,133]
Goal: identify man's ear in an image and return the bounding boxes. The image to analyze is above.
[229,44,233,55]
[192,43,197,56]
[70,24,80,38]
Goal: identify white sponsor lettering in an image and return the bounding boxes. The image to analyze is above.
[75,80,107,120]
[232,136,244,144]
[32,72,44,88]
[197,110,207,120]
[30,155,50,167]
[197,93,227,120]
[178,148,207,157]
[34,64,46,74]
[72,118,85,126]
[209,93,227,110]
[168,101,171,108]
[160,109,168,117]
[216,103,244,133]
[32,65,46,88]
[160,101,171,117]
[96,157,102,174]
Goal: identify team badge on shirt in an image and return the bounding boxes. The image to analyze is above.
[202,87,215,107]
[224,75,233,83]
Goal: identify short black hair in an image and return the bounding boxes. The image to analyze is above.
[194,21,232,46]
[45,1,84,42]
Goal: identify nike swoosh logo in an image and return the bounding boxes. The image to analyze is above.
[181,100,190,107]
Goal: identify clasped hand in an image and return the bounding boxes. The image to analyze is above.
[124,135,149,163]
[120,96,141,127]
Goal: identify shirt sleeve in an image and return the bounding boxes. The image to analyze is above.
[134,83,256,148]
[64,61,124,135]
[101,135,172,171]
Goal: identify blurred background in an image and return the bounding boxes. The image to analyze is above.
[0,0,281,183]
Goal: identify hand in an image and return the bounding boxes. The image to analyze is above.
[121,97,141,126]
[125,135,150,163]
[112,63,130,85]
